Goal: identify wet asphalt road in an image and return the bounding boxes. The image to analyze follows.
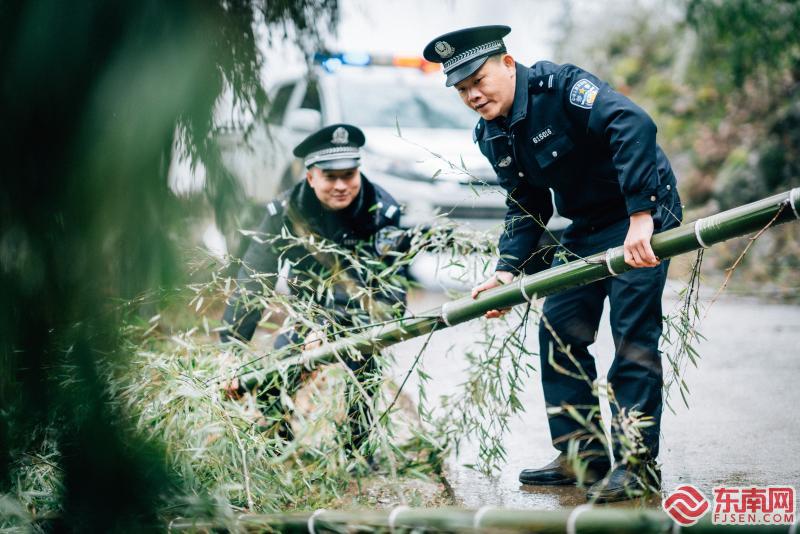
[389,284,800,509]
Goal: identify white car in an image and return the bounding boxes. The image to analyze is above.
[205,54,569,284]
[216,53,568,231]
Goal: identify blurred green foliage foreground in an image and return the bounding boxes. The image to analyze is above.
[0,1,338,530]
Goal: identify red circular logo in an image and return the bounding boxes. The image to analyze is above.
[662,484,710,526]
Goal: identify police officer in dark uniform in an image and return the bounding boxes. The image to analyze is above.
[423,26,683,501]
[220,123,407,455]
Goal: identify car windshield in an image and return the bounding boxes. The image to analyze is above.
[335,68,477,129]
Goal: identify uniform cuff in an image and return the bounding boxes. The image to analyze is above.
[495,257,522,274]
[625,191,658,216]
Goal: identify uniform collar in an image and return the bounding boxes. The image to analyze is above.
[483,62,530,138]
[507,62,531,126]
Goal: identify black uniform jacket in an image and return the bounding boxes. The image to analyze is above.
[475,61,678,274]
[220,175,406,343]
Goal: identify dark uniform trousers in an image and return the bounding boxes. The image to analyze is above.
[539,191,682,461]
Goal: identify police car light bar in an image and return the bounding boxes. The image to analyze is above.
[313,52,440,72]
[390,55,440,72]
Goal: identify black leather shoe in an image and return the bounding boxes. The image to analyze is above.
[519,453,611,486]
[586,462,661,503]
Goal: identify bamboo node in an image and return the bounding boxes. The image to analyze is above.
[473,505,495,530]
[388,505,409,532]
[518,276,535,303]
[308,509,326,534]
[440,301,454,327]
[605,248,621,275]
[694,218,711,248]
[567,504,593,534]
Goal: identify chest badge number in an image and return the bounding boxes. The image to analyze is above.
[497,156,512,168]
[532,128,553,144]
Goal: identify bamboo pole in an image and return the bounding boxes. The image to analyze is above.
[239,187,800,387]
[167,506,795,532]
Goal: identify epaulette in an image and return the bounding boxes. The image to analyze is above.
[375,201,399,221]
[265,198,288,217]
[529,73,556,94]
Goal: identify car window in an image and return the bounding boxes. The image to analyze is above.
[266,82,295,124]
[336,74,475,129]
[299,80,321,112]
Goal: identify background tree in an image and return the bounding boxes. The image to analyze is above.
[686,0,800,88]
[554,0,799,295]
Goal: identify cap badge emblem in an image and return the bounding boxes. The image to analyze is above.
[434,40,454,59]
[331,126,349,145]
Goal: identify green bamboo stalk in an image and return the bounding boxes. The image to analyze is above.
[167,506,794,532]
[240,187,800,387]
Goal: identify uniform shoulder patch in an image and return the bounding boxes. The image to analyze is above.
[569,78,599,109]
[374,225,403,256]
[266,199,287,217]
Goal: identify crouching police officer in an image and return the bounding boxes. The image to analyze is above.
[220,123,408,457]
[423,26,683,502]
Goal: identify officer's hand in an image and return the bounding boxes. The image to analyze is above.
[471,271,515,319]
[223,377,243,400]
[624,212,660,268]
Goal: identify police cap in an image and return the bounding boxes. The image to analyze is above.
[423,25,511,87]
[293,123,365,170]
